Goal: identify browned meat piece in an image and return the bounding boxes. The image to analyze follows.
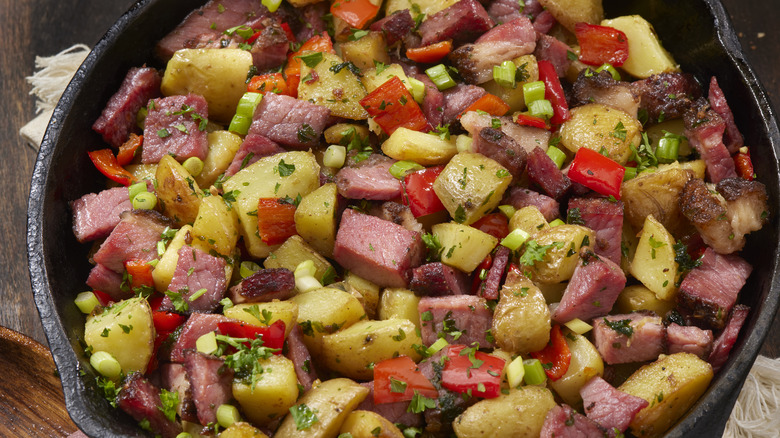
[370,10,415,46]
[478,245,510,300]
[708,304,750,372]
[92,210,172,273]
[717,177,769,249]
[167,313,231,362]
[71,187,132,243]
[683,98,737,183]
[593,312,665,364]
[572,69,640,117]
[160,363,197,423]
[183,350,234,427]
[417,349,477,436]
[527,146,571,199]
[708,76,744,153]
[336,154,403,201]
[228,268,295,304]
[86,264,125,301]
[225,134,284,177]
[355,381,424,427]
[410,262,471,296]
[118,373,183,438]
[471,127,528,178]
[540,404,606,438]
[630,72,702,124]
[194,15,289,71]
[92,67,161,148]
[666,323,713,358]
[567,197,623,264]
[285,325,319,391]
[369,201,423,234]
[158,246,228,314]
[677,248,751,330]
[141,94,209,164]
[552,249,626,323]
[460,111,550,154]
[580,376,648,434]
[249,92,331,150]
[418,0,494,46]
[418,295,495,348]
[503,187,560,221]
[534,34,572,78]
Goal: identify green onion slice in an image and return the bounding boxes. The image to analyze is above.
[425,64,457,91]
[546,145,566,169]
[523,358,547,385]
[389,160,425,180]
[493,60,517,89]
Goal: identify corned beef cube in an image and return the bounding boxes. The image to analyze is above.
[71,187,132,243]
[333,209,423,287]
[409,262,470,297]
[92,210,172,273]
[249,92,330,150]
[225,133,284,177]
[477,245,510,300]
[285,325,319,392]
[142,94,209,164]
[708,304,750,372]
[118,373,182,438]
[677,247,752,330]
[666,323,713,358]
[580,376,649,434]
[370,10,415,46]
[168,313,231,362]
[418,295,495,348]
[158,246,228,314]
[228,268,295,304]
[183,350,234,427]
[92,67,161,148]
[540,404,606,438]
[684,98,737,183]
[471,127,527,178]
[335,154,403,200]
[593,312,665,364]
[567,197,624,265]
[86,263,127,301]
[504,187,560,222]
[527,146,571,199]
[552,249,626,323]
[418,0,494,46]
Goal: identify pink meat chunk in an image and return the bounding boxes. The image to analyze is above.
[333,209,423,287]
[141,94,209,164]
[71,187,132,243]
[225,133,284,177]
[708,76,744,153]
[92,210,171,273]
[285,325,319,392]
[677,247,752,330]
[228,268,295,304]
[567,197,624,265]
[593,312,665,364]
[249,92,330,150]
[478,245,510,300]
[118,373,182,438]
[708,304,750,372]
[684,98,737,183]
[666,323,713,358]
[158,246,228,314]
[86,264,127,301]
[580,376,649,434]
[534,33,572,78]
[356,381,423,427]
[504,186,560,221]
[418,295,495,348]
[418,0,494,46]
[168,313,231,362]
[183,350,234,427]
[540,404,606,438]
[552,249,626,323]
[527,146,571,199]
[335,154,403,200]
[92,67,161,148]
[409,262,471,297]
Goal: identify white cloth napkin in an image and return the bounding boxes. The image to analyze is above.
[21,44,780,438]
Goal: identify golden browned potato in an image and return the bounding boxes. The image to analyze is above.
[339,410,405,437]
[195,130,242,188]
[84,297,154,373]
[161,49,253,122]
[523,225,594,284]
[190,194,239,257]
[378,288,421,328]
[492,273,551,354]
[547,331,604,407]
[630,215,678,301]
[232,355,299,425]
[275,378,369,438]
[559,103,642,165]
[294,183,339,258]
[155,154,202,226]
[453,386,557,438]
[433,152,512,225]
[218,422,269,438]
[298,51,368,120]
[508,205,549,236]
[263,235,334,285]
[620,353,714,438]
[320,319,422,380]
[615,284,676,316]
[622,167,695,236]
[324,123,371,146]
[340,31,391,71]
[480,55,539,113]
[601,15,680,79]
[538,0,604,33]
[433,222,499,273]
[152,225,192,292]
[382,127,458,166]
[292,287,367,356]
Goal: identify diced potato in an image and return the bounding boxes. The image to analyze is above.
[155,154,202,226]
[294,183,339,258]
[84,297,154,373]
[620,353,714,438]
[601,15,680,79]
[621,220,639,274]
[152,225,192,292]
[538,0,604,33]
[378,288,421,329]
[615,284,676,316]
[508,206,549,236]
[190,194,239,257]
[523,225,594,284]
[453,386,557,438]
[492,273,551,354]
[292,287,367,356]
[223,152,321,258]
[630,215,678,300]
[125,164,157,182]
[232,355,299,425]
[298,51,368,120]
[480,55,539,113]
[324,123,371,146]
[223,301,299,338]
[321,319,422,380]
[547,331,604,407]
[345,272,381,320]
[621,167,695,236]
[381,127,458,166]
[195,130,243,188]
[264,235,334,284]
[559,103,642,165]
[339,410,405,438]
[161,48,253,122]
[361,63,410,93]
[657,160,706,180]
[340,32,391,71]
[433,222,498,273]
[385,0,457,18]
[276,378,370,438]
[219,422,270,438]
[433,152,513,225]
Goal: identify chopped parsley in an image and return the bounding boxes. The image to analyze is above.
[276,159,296,176]
[603,318,634,337]
[390,378,408,393]
[407,391,437,413]
[289,403,319,430]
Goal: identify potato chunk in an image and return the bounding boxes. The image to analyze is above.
[630,215,678,300]
[601,15,680,79]
[84,297,154,373]
[559,103,641,165]
[453,386,556,437]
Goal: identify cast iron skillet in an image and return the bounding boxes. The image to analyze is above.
[27,0,780,436]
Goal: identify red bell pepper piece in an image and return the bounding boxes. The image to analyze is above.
[514,114,549,130]
[402,165,446,217]
[360,76,431,135]
[460,93,511,118]
[217,319,286,352]
[567,147,625,199]
[116,133,143,166]
[574,22,629,67]
[256,198,298,245]
[87,149,137,186]
[471,213,509,240]
[537,60,571,125]
[152,311,187,333]
[247,72,290,95]
[529,325,571,381]
[441,345,505,399]
[406,40,453,64]
[284,34,335,97]
[280,22,296,42]
[734,150,755,180]
[373,356,439,404]
[124,259,155,290]
[471,253,493,295]
[331,0,380,29]
[91,290,114,307]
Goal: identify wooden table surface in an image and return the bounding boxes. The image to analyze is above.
[1,0,779,433]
